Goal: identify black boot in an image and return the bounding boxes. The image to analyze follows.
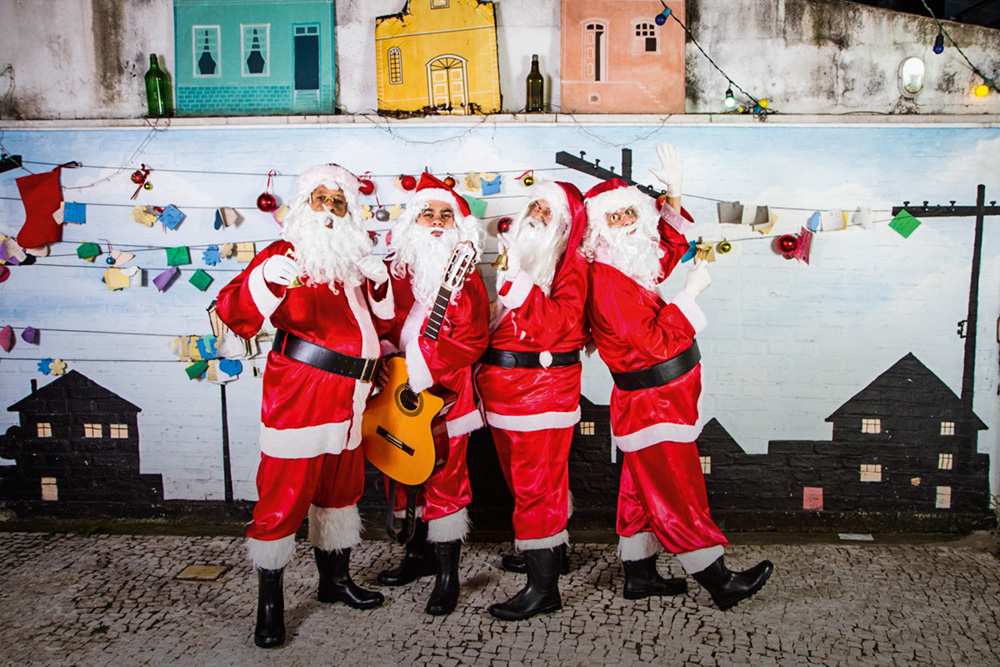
[314,547,385,610]
[622,556,687,599]
[254,567,285,649]
[502,543,570,575]
[378,520,435,586]
[425,541,461,616]
[692,555,773,611]
[489,547,562,621]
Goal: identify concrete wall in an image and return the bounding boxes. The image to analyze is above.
[1,0,997,118]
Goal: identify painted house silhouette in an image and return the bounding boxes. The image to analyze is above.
[0,371,163,504]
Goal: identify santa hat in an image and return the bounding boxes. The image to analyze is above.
[392,172,484,252]
[583,178,694,242]
[15,166,65,249]
[293,163,362,213]
[516,180,587,282]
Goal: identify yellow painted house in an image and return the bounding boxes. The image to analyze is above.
[375,0,502,114]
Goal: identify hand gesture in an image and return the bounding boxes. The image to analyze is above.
[649,143,683,197]
[355,255,389,285]
[683,260,711,300]
[262,254,300,287]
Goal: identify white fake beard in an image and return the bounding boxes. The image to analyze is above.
[596,216,662,290]
[507,214,569,295]
[282,204,372,290]
[390,225,460,306]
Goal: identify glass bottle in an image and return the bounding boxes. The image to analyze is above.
[144,54,173,117]
[526,54,544,113]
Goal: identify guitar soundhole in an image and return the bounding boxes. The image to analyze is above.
[398,387,420,412]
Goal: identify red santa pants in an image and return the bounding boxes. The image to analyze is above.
[247,448,365,542]
[616,440,728,554]
[491,426,572,542]
[391,433,472,523]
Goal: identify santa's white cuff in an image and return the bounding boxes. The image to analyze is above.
[368,278,395,320]
[671,290,708,333]
[248,263,284,320]
[308,504,362,552]
[618,532,661,562]
[446,409,484,438]
[427,508,471,543]
[661,202,694,234]
[485,407,581,432]
[677,545,726,574]
[515,529,569,552]
[246,534,296,571]
[498,270,535,310]
[404,338,435,394]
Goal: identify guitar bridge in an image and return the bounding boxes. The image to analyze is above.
[376,426,415,456]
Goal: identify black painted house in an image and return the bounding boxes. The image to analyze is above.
[0,371,163,504]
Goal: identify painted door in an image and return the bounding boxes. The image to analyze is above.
[428,56,468,114]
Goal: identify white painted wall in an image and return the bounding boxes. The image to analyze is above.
[1,0,997,119]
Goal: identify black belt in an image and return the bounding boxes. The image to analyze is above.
[272,330,380,383]
[611,342,700,391]
[483,348,580,369]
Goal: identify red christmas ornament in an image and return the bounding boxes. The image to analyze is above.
[443,176,457,188]
[496,217,513,235]
[777,234,799,255]
[257,170,279,212]
[400,174,417,191]
[359,178,376,196]
[130,164,151,200]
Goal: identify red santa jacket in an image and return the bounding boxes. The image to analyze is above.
[215,240,382,459]
[587,205,707,452]
[374,264,489,438]
[477,250,589,431]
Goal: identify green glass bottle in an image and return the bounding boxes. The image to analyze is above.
[526,54,544,113]
[144,54,173,117]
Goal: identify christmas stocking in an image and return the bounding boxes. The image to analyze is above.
[15,166,64,250]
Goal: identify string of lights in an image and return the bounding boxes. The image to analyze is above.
[919,0,997,95]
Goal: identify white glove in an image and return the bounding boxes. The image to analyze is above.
[355,255,389,285]
[261,254,300,287]
[683,260,711,300]
[649,143,683,197]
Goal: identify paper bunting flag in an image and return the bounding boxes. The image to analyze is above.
[195,335,219,360]
[1,236,27,264]
[132,205,159,227]
[219,358,243,377]
[823,209,847,232]
[37,358,53,374]
[77,242,101,262]
[0,325,14,352]
[202,245,222,266]
[165,246,191,266]
[189,269,213,291]
[465,172,482,191]
[15,167,64,249]
[49,359,67,375]
[807,212,821,232]
[890,210,921,238]
[153,266,180,291]
[235,242,256,263]
[854,207,873,230]
[22,327,38,344]
[387,203,404,220]
[157,204,185,230]
[794,227,813,264]
[185,360,209,380]
[717,201,743,224]
[272,205,289,224]
[361,205,373,221]
[110,250,135,267]
[214,207,241,229]
[62,202,87,224]
[480,173,502,196]
[462,195,487,219]
[103,267,132,290]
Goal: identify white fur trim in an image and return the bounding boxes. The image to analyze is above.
[515,529,569,551]
[404,337,435,394]
[661,202,694,234]
[677,545,725,574]
[380,339,400,355]
[497,270,535,310]
[671,290,708,334]
[308,504,362,552]
[247,534,296,570]
[345,285,379,450]
[248,263,284,321]
[446,409,484,438]
[260,421,353,459]
[613,420,704,453]
[567,489,575,519]
[617,532,661,562]
[368,276,395,320]
[484,407,581,432]
[585,185,658,228]
[427,507,471,543]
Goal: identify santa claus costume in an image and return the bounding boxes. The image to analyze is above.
[476,181,589,621]
[372,173,489,616]
[216,164,390,648]
[583,162,773,611]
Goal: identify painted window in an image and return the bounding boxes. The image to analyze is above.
[859,463,882,482]
[388,47,403,85]
[193,26,220,77]
[634,22,657,53]
[41,477,58,501]
[578,421,594,435]
[803,487,823,511]
[83,423,103,438]
[36,422,52,438]
[935,486,951,509]
[431,0,450,7]
[584,22,606,82]
[861,418,881,434]
[242,24,270,76]
[938,453,953,470]
[940,421,955,436]
[700,456,711,474]
[109,424,129,439]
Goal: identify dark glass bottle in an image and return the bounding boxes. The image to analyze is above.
[144,54,173,117]
[526,54,544,112]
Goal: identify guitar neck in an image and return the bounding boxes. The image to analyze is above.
[422,286,454,341]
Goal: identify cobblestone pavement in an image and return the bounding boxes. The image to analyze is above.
[1,531,999,666]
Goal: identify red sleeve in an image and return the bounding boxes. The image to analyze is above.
[416,272,490,383]
[506,252,588,349]
[215,240,288,339]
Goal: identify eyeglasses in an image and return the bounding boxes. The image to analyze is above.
[529,201,553,224]
[312,193,348,214]
[419,208,455,224]
[606,207,638,227]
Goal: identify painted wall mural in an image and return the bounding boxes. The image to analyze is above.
[0,121,996,531]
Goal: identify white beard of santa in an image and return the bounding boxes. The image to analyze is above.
[389,224,461,307]
[281,202,373,291]
[590,208,663,290]
[506,210,570,296]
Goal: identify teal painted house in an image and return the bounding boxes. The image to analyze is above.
[173,0,336,116]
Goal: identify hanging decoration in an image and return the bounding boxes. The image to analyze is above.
[776,233,799,258]
[256,170,279,212]
[130,164,152,200]
[516,170,535,187]
[359,172,377,196]
[397,174,417,191]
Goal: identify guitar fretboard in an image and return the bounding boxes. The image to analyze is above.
[423,287,454,341]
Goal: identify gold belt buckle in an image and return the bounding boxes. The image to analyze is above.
[360,358,379,383]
